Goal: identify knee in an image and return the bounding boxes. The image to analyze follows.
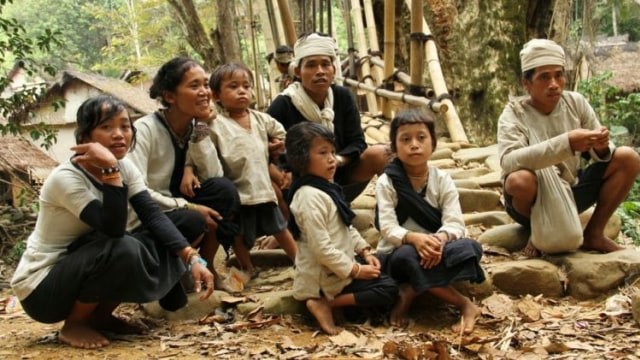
[611,146,640,176]
[504,170,538,198]
[110,236,145,264]
[360,144,391,174]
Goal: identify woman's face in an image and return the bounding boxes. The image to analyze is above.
[88,109,133,160]
[164,65,212,119]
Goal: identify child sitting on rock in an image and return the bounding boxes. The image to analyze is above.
[375,108,485,334]
[286,121,398,335]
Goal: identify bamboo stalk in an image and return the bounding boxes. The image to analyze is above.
[258,0,278,100]
[339,76,447,114]
[382,0,396,119]
[368,57,434,97]
[363,0,383,84]
[270,0,286,46]
[350,0,378,114]
[277,0,297,46]
[409,0,425,93]
[404,0,468,143]
[248,0,264,109]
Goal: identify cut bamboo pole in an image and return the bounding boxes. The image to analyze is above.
[369,57,434,97]
[258,0,278,100]
[409,0,425,94]
[350,0,378,114]
[363,0,383,85]
[339,76,447,114]
[248,0,264,109]
[277,0,297,46]
[404,0,468,143]
[382,0,396,119]
[270,0,286,46]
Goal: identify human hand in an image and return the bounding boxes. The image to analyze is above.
[569,128,609,153]
[268,137,285,161]
[364,253,381,269]
[355,264,381,279]
[192,204,222,231]
[70,142,118,169]
[410,233,442,269]
[180,167,200,198]
[191,261,214,301]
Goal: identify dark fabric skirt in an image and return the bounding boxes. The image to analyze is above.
[186,177,241,250]
[21,231,187,324]
[238,202,287,249]
[381,239,485,293]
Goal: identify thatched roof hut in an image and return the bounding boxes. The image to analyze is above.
[593,42,640,93]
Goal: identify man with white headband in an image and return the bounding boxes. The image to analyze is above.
[268,32,390,202]
[498,38,640,256]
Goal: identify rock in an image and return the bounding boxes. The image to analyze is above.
[428,158,457,169]
[487,260,564,297]
[463,211,512,227]
[352,208,374,231]
[431,147,454,160]
[436,142,462,152]
[471,171,502,188]
[579,208,621,240]
[546,249,640,300]
[351,194,376,209]
[227,249,293,268]
[236,290,305,315]
[454,279,494,300]
[485,154,501,172]
[360,227,381,248]
[454,179,481,189]
[458,188,502,213]
[632,294,640,326]
[452,144,499,164]
[446,167,491,180]
[142,291,225,320]
[477,223,528,252]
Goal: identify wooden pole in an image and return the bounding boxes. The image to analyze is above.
[409,0,425,95]
[363,0,383,85]
[269,0,286,46]
[339,76,447,114]
[248,0,264,109]
[258,0,278,100]
[342,0,356,78]
[404,0,468,143]
[277,0,297,46]
[350,0,378,114]
[369,57,434,97]
[382,0,396,119]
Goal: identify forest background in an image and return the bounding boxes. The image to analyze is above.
[0,0,639,256]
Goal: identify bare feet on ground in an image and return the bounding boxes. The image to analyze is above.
[451,300,481,335]
[390,286,414,328]
[582,233,623,253]
[59,321,110,349]
[306,298,341,335]
[91,314,146,335]
[522,239,541,258]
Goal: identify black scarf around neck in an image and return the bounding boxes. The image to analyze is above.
[375,158,442,233]
[287,175,355,238]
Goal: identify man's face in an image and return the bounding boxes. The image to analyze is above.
[523,65,565,114]
[295,55,335,99]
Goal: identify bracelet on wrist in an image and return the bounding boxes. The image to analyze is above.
[101,165,120,175]
[188,255,208,271]
[352,263,361,278]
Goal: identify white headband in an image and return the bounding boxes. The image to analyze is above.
[520,38,565,73]
[293,33,336,67]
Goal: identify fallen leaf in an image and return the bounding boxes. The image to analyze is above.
[328,330,359,347]
[481,293,514,319]
[517,298,542,322]
[220,295,247,305]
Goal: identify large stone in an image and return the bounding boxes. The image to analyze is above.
[487,260,564,297]
[452,144,499,164]
[579,207,622,240]
[227,249,293,268]
[485,154,501,172]
[547,249,640,300]
[142,291,225,320]
[458,188,503,213]
[428,158,457,169]
[477,223,528,252]
[454,179,481,189]
[454,279,494,300]
[463,211,512,227]
[352,208,374,231]
[471,171,502,188]
[436,142,462,152]
[359,227,381,248]
[445,167,492,180]
[236,290,305,315]
[351,194,376,209]
[431,147,454,160]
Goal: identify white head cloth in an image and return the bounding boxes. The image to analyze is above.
[293,33,337,67]
[520,38,565,73]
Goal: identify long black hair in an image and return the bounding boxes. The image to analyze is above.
[74,95,136,149]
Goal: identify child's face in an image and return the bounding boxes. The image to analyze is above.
[305,137,337,181]
[394,123,434,168]
[88,109,133,160]
[213,70,253,113]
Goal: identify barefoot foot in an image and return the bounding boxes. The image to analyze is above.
[390,285,415,327]
[451,300,481,335]
[306,298,341,335]
[522,238,541,258]
[582,233,623,253]
[59,321,109,349]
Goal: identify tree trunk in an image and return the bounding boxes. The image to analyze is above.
[213,0,241,63]
[166,0,219,69]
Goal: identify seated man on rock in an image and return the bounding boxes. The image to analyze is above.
[497,38,640,257]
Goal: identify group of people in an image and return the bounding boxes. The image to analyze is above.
[10,32,639,348]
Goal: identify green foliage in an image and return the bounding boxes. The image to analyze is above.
[595,0,640,41]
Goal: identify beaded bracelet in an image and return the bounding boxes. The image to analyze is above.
[101,165,120,175]
[188,255,208,271]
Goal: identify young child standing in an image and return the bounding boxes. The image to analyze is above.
[375,108,485,334]
[286,122,398,335]
[184,63,296,276]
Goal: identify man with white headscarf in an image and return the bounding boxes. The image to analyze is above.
[267,32,390,202]
[498,38,640,257]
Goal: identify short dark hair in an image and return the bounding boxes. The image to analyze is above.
[209,62,254,94]
[74,95,136,149]
[149,57,203,107]
[522,68,535,81]
[389,108,437,153]
[275,45,293,54]
[285,122,335,176]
